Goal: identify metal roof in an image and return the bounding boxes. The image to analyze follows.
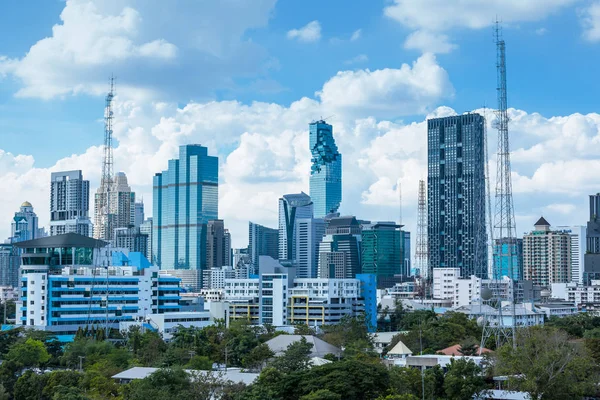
[265,335,341,357]
[112,367,258,385]
[534,216,550,226]
[14,233,108,249]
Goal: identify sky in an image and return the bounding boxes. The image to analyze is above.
[1,0,600,250]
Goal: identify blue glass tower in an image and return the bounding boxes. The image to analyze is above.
[152,145,218,274]
[493,238,523,280]
[427,114,487,278]
[309,120,342,218]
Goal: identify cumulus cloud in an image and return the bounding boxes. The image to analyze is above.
[344,54,369,65]
[318,53,454,118]
[404,30,458,54]
[350,29,362,41]
[287,21,322,42]
[580,1,600,42]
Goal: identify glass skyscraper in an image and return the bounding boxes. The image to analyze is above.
[427,114,487,278]
[361,222,405,281]
[493,238,523,281]
[309,120,342,218]
[152,145,218,277]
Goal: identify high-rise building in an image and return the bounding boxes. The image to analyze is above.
[295,218,325,278]
[206,220,232,269]
[140,218,153,263]
[50,170,93,237]
[583,194,600,284]
[94,172,135,241]
[278,192,313,262]
[318,216,362,279]
[10,201,40,243]
[134,201,145,228]
[492,238,523,281]
[309,120,342,218]
[361,222,406,286]
[523,217,571,286]
[556,225,586,285]
[403,231,411,277]
[427,114,487,278]
[248,222,278,273]
[114,227,148,256]
[152,145,218,289]
[0,244,19,287]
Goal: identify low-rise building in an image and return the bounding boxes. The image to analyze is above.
[453,303,545,328]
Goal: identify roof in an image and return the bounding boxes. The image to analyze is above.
[281,192,312,207]
[112,367,258,385]
[438,344,492,356]
[369,331,408,344]
[309,357,332,367]
[21,201,32,207]
[475,390,531,400]
[327,216,358,227]
[388,340,413,356]
[14,233,107,249]
[265,335,341,357]
[534,216,550,226]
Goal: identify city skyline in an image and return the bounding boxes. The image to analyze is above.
[2,1,600,249]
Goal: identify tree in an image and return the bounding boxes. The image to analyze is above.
[294,324,316,336]
[300,389,342,400]
[583,327,600,363]
[376,395,419,400]
[13,371,48,400]
[43,370,84,399]
[443,358,488,400]
[186,355,213,370]
[6,338,51,368]
[242,343,274,371]
[494,326,599,400]
[125,368,192,400]
[269,337,313,373]
[458,337,479,356]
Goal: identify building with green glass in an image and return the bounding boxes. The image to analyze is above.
[361,222,407,285]
[152,145,218,287]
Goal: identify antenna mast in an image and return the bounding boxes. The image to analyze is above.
[415,180,428,279]
[482,21,517,350]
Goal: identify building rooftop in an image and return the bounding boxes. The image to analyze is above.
[438,344,492,356]
[14,233,107,249]
[265,335,341,357]
[327,216,359,227]
[112,367,258,385]
[21,201,32,207]
[534,216,550,227]
[388,340,413,356]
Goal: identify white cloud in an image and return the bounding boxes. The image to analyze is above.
[544,203,577,215]
[287,21,322,42]
[404,30,458,54]
[318,53,454,118]
[350,29,362,41]
[535,27,548,35]
[344,54,368,65]
[580,1,600,42]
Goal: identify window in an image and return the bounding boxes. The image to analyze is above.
[29,301,34,305]
[30,281,35,285]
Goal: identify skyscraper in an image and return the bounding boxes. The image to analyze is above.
[248,222,278,272]
[94,172,135,241]
[206,220,232,269]
[114,227,148,256]
[50,170,93,237]
[556,225,587,284]
[134,201,145,228]
[427,114,487,278]
[10,201,40,243]
[361,222,404,285]
[309,120,342,218]
[492,238,523,281]
[0,244,19,287]
[523,217,571,285]
[140,218,153,263]
[278,192,313,262]
[152,145,218,288]
[295,217,325,278]
[583,194,600,284]
[318,216,362,279]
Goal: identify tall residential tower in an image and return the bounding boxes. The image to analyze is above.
[49,170,93,237]
[309,120,342,218]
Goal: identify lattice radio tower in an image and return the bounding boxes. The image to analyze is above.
[415,180,428,280]
[481,22,518,350]
[95,76,116,240]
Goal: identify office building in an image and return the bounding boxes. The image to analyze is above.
[309,120,342,218]
[14,234,212,342]
[403,232,411,277]
[556,225,586,284]
[295,218,325,278]
[206,220,232,269]
[202,266,237,289]
[114,227,148,256]
[318,216,361,279]
[278,192,313,262]
[94,172,136,241]
[248,222,278,273]
[361,222,405,285]
[50,170,93,237]
[0,244,19,287]
[153,145,218,289]
[492,238,523,281]
[10,202,41,243]
[523,217,571,286]
[139,218,153,263]
[427,114,487,278]
[584,194,600,284]
[133,201,144,228]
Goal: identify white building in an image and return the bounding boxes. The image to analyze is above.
[556,225,586,284]
[202,266,237,289]
[94,172,136,241]
[453,303,545,328]
[49,171,93,237]
[278,193,313,262]
[451,275,533,308]
[295,218,325,278]
[523,217,571,285]
[552,280,600,313]
[433,268,460,299]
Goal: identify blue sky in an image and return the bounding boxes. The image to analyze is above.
[1,0,600,247]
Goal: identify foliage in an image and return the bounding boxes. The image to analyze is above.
[13,370,49,400]
[494,326,599,399]
[457,337,479,356]
[7,338,51,368]
[269,337,313,373]
[186,355,213,370]
[299,389,342,400]
[242,343,274,371]
[443,358,487,400]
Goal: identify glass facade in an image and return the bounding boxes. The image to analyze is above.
[493,238,523,280]
[427,114,487,279]
[152,145,218,275]
[361,223,404,279]
[309,121,342,218]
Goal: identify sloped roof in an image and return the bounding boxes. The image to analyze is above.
[111,367,258,385]
[438,344,492,356]
[388,340,413,356]
[328,216,358,227]
[309,356,332,367]
[14,233,107,249]
[534,216,550,226]
[265,335,341,357]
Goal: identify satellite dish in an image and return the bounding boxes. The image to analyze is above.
[476,316,485,327]
[480,287,493,301]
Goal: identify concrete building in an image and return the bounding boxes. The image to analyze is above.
[278,192,313,263]
[50,170,93,237]
[556,225,586,284]
[202,266,237,289]
[309,120,342,218]
[523,217,571,286]
[0,244,19,287]
[133,201,144,228]
[295,218,325,278]
[114,227,148,256]
[139,218,152,263]
[318,216,361,279]
[248,222,278,273]
[427,114,487,279]
[433,268,461,300]
[206,220,231,270]
[94,172,136,241]
[152,145,219,289]
[10,201,41,243]
[453,303,545,328]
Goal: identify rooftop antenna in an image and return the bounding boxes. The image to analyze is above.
[415,179,428,280]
